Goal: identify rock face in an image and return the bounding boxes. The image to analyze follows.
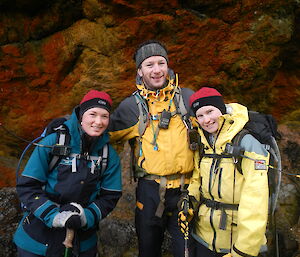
[0,0,299,256]
[0,188,22,257]
[0,0,300,158]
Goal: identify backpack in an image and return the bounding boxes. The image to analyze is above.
[16,116,109,182]
[225,111,282,216]
[209,110,282,257]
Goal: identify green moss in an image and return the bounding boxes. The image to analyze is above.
[282,109,300,129]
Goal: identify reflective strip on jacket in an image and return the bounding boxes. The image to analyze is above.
[109,70,194,185]
[13,107,122,256]
[188,103,269,257]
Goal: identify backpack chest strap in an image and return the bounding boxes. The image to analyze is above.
[68,144,108,174]
[201,196,239,230]
[69,154,101,173]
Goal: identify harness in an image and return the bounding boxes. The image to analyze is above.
[198,127,281,233]
[49,125,109,174]
[201,196,239,230]
[131,77,196,217]
[134,75,195,152]
[197,132,248,226]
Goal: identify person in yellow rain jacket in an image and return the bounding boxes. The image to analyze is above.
[188,87,269,257]
[109,40,194,257]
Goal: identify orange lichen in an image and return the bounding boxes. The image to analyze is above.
[1,45,21,57]
[0,165,16,188]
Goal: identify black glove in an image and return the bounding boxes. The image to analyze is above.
[178,209,194,235]
[65,214,82,229]
[60,202,87,227]
[177,191,194,235]
[60,203,81,213]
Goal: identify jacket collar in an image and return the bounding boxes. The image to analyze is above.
[135,69,177,101]
[65,107,109,153]
[198,103,249,150]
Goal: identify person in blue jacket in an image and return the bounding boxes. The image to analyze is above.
[14,90,122,257]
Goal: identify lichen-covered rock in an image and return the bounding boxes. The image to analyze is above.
[1,0,300,159]
[0,188,21,257]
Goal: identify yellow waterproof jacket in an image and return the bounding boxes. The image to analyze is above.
[109,71,194,188]
[188,103,269,257]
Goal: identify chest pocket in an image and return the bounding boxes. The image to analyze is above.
[53,145,109,206]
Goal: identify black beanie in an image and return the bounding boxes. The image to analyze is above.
[79,90,112,118]
[189,87,226,115]
[134,40,168,69]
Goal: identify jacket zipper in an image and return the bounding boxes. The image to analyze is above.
[218,167,223,199]
[208,119,225,251]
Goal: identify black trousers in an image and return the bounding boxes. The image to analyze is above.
[135,179,185,257]
[189,238,226,257]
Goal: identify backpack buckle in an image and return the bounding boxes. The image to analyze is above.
[51,145,71,157]
[225,143,244,158]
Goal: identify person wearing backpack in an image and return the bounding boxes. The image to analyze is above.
[14,90,122,257]
[109,40,194,257]
[186,87,269,257]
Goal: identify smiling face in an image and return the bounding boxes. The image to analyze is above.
[81,107,110,137]
[196,105,223,135]
[137,55,168,90]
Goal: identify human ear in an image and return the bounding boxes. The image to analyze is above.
[138,68,143,77]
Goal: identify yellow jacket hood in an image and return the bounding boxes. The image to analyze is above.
[188,102,269,256]
[109,72,194,181]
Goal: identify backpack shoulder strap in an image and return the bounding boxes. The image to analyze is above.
[231,129,249,174]
[173,87,188,117]
[48,124,71,172]
[133,91,149,137]
[100,143,109,174]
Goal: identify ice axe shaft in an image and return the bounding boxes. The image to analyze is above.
[63,229,74,257]
[63,228,74,248]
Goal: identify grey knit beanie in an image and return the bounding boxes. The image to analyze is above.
[134,42,168,69]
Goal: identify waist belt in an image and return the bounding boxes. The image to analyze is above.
[140,171,192,218]
[202,197,239,210]
[143,172,191,181]
[201,197,239,230]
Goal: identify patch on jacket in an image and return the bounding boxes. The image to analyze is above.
[254,160,267,170]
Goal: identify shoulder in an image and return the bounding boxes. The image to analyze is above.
[180,87,194,95]
[179,87,194,112]
[114,94,139,115]
[38,132,57,146]
[180,87,194,100]
[107,144,120,160]
[109,93,140,132]
[240,133,268,157]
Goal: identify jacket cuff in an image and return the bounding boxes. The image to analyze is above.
[232,245,255,257]
[84,203,102,229]
[33,200,59,228]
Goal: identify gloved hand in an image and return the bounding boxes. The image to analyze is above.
[65,214,82,229]
[52,211,81,229]
[60,202,83,213]
[178,208,194,234]
[60,202,87,227]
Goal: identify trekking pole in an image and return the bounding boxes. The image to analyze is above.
[63,228,74,257]
[182,192,190,257]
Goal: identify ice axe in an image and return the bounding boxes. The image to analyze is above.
[63,229,74,257]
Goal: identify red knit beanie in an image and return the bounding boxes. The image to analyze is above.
[189,87,226,115]
[79,90,112,116]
